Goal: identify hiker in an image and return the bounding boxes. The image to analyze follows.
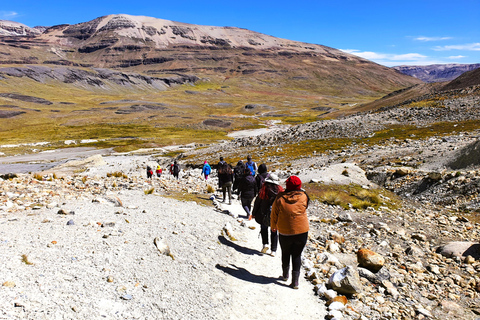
[201,161,211,180]
[217,156,226,187]
[170,160,180,179]
[245,155,257,176]
[252,173,283,256]
[218,162,234,204]
[156,165,162,178]
[255,163,269,191]
[146,166,153,179]
[237,166,257,220]
[271,175,310,289]
[232,160,245,194]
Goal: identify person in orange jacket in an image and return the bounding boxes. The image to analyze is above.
[271,175,309,289]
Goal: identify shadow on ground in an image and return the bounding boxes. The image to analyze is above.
[215,263,286,286]
[218,235,261,256]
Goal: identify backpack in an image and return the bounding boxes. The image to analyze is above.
[204,164,211,175]
[246,161,256,176]
[173,163,180,175]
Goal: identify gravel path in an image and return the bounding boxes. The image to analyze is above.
[0,179,326,319]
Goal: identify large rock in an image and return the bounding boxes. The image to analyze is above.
[436,241,480,259]
[357,248,385,272]
[328,266,362,295]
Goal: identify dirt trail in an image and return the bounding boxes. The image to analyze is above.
[215,200,326,319]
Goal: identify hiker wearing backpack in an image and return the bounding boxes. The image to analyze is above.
[170,160,180,179]
[245,155,257,176]
[232,160,245,194]
[146,166,153,179]
[218,162,234,204]
[201,160,211,180]
[255,163,269,192]
[252,173,283,257]
[237,166,258,220]
[217,156,226,187]
[271,175,310,289]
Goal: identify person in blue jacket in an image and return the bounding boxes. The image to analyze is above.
[202,160,211,180]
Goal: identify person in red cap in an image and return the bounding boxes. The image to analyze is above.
[271,175,309,289]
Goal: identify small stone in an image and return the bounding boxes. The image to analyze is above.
[464,255,475,264]
[107,276,114,283]
[66,219,75,226]
[411,233,427,241]
[2,281,15,288]
[120,294,133,300]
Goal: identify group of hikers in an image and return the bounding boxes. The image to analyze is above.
[146,155,309,289]
[146,161,180,180]
[207,155,310,290]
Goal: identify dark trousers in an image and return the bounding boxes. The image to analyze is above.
[241,197,254,217]
[279,232,308,272]
[261,224,278,252]
[222,181,233,202]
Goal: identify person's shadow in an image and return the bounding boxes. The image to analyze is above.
[218,235,262,256]
[216,263,287,286]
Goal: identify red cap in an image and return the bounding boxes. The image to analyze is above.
[286,175,302,191]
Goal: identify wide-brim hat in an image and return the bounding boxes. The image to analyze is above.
[265,173,280,185]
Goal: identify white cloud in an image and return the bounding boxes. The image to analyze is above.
[433,43,480,51]
[341,49,430,66]
[414,36,452,42]
[447,55,466,59]
[0,11,18,19]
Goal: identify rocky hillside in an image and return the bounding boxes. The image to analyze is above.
[0,14,421,100]
[394,63,480,83]
[0,20,41,36]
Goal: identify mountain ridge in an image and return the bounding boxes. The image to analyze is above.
[394,63,480,83]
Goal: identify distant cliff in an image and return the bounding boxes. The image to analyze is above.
[394,63,480,83]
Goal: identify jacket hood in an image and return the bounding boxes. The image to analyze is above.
[280,190,306,204]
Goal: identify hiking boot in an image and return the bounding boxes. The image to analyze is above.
[290,271,300,289]
[280,265,289,281]
[269,250,276,257]
[248,215,252,221]
[261,244,269,254]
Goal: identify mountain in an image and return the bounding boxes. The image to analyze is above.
[0,20,41,36]
[442,67,480,91]
[393,63,480,83]
[0,14,423,150]
[0,14,420,100]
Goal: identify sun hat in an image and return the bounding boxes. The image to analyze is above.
[265,173,280,185]
[286,175,302,191]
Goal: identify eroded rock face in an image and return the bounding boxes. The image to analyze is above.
[0,20,41,36]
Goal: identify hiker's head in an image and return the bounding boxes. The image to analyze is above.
[286,175,302,191]
[258,163,267,174]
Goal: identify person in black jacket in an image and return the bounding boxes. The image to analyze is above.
[232,160,245,194]
[218,162,234,204]
[237,167,258,220]
[255,163,269,191]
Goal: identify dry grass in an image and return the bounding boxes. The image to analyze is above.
[107,172,128,179]
[304,183,398,211]
[21,254,34,265]
[144,187,155,195]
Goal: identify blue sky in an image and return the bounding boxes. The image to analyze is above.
[1,0,479,67]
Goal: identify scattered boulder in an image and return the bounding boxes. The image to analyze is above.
[357,248,385,272]
[328,266,362,295]
[436,241,480,259]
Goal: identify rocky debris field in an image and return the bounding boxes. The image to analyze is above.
[1,144,480,319]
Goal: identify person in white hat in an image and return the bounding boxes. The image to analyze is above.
[252,173,283,257]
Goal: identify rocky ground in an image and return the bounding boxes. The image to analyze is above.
[1,93,480,319]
